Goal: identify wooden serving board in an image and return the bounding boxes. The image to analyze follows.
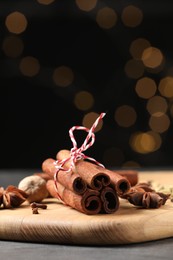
[1,171,173,245]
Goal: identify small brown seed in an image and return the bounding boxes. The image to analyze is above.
[32,207,39,214]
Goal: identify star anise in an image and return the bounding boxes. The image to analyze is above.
[125,191,170,209]
[134,182,155,192]
[0,185,28,209]
[120,182,155,199]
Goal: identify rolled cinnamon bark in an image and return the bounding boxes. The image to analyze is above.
[46,179,102,215]
[98,167,131,195]
[115,170,138,186]
[56,150,111,191]
[56,150,131,195]
[100,186,119,214]
[42,158,87,195]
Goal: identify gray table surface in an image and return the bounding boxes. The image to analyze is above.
[0,169,173,260]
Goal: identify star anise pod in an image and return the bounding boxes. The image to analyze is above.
[120,182,154,199]
[126,191,170,209]
[0,185,28,209]
[134,182,155,192]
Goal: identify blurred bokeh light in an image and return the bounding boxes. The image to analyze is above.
[1,0,173,169]
[5,11,28,34]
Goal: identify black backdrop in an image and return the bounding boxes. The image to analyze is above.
[1,0,173,169]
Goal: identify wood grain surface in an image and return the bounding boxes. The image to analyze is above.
[0,171,173,245]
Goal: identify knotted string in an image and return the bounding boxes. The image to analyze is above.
[53,112,106,200]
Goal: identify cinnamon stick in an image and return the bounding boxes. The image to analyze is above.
[42,158,87,195]
[46,179,102,215]
[115,170,138,186]
[56,150,110,191]
[56,150,131,195]
[100,186,119,214]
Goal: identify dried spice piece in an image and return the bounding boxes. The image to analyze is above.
[119,182,154,199]
[42,157,87,195]
[32,207,39,214]
[134,182,154,192]
[30,202,47,214]
[56,149,130,195]
[0,185,28,209]
[149,181,173,202]
[127,191,144,207]
[42,149,130,214]
[157,192,170,205]
[100,186,119,214]
[56,150,111,191]
[30,202,47,209]
[46,179,102,215]
[114,170,138,186]
[125,191,170,209]
[18,175,49,203]
[142,192,163,208]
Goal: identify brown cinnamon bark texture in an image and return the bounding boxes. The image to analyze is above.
[56,150,111,191]
[46,179,102,215]
[100,186,119,214]
[42,158,87,195]
[115,170,138,186]
[56,150,131,195]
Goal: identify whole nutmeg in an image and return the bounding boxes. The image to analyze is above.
[18,175,49,203]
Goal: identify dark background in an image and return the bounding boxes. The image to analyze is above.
[1,0,173,170]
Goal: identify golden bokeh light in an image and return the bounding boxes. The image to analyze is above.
[2,36,24,58]
[135,77,157,99]
[96,7,117,29]
[5,11,28,34]
[125,59,144,79]
[146,96,168,116]
[130,131,162,154]
[130,38,151,60]
[74,91,94,111]
[37,0,55,5]
[82,112,103,132]
[75,0,97,11]
[142,47,163,69]
[158,76,173,98]
[103,147,124,166]
[53,66,74,87]
[114,105,137,127]
[19,56,40,77]
[149,114,170,133]
[121,5,143,27]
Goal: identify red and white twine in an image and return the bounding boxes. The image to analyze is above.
[53,112,106,200]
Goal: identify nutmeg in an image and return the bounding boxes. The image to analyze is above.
[18,175,49,203]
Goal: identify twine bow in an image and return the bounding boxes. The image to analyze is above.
[54,112,106,200]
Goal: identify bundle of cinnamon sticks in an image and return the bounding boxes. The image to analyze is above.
[40,149,137,215]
